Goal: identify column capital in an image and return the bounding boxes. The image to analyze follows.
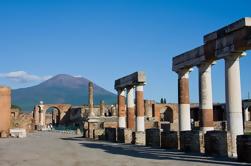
[177,68,193,78]
[117,88,126,97]
[224,51,246,61]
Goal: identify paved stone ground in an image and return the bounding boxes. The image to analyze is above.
[0,132,249,166]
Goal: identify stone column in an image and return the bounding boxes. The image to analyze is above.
[40,110,44,126]
[136,84,145,132]
[118,89,126,128]
[89,82,95,117]
[100,100,105,117]
[244,107,249,122]
[198,63,214,133]
[34,106,40,126]
[0,86,11,137]
[178,69,191,131]
[127,86,135,129]
[225,52,245,156]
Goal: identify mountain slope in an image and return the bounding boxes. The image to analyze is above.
[12,74,116,112]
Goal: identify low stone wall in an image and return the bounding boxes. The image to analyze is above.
[105,128,117,142]
[180,131,204,153]
[146,128,161,148]
[237,135,251,163]
[161,131,178,149]
[94,129,105,140]
[205,131,231,157]
[117,128,133,144]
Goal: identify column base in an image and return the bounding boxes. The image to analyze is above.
[135,131,146,146]
[201,127,214,134]
[117,128,133,144]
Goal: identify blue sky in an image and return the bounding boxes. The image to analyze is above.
[0,0,251,103]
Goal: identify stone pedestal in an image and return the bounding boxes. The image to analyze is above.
[135,131,146,146]
[88,117,100,139]
[180,131,204,153]
[105,128,117,142]
[161,131,178,149]
[205,131,231,157]
[10,128,27,138]
[117,128,133,144]
[146,128,161,148]
[237,135,251,163]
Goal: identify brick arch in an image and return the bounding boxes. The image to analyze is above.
[41,104,72,115]
[159,104,177,123]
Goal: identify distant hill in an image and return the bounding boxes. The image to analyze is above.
[12,74,116,112]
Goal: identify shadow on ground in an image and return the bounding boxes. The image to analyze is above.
[61,137,247,166]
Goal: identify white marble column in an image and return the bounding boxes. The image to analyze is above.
[225,52,245,156]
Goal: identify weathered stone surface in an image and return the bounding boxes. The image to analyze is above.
[146,128,161,148]
[94,129,105,140]
[135,131,145,146]
[173,17,251,72]
[161,131,178,149]
[0,131,8,138]
[237,135,251,163]
[0,86,11,136]
[205,131,231,157]
[115,72,146,90]
[10,128,27,138]
[117,128,133,144]
[180,131,204,153]
[105,128,117,142]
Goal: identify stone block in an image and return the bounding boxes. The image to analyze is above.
[135,131,146,146]
[237,135,251,163]
[161,131,178,149]
[94,129,105,140]
[105,128,117,142]
[0,131,9,138]
[180,130,204,153]
[146,128,161,148]
[117,128,133,144]
[205,131,231,157]
[10,128,27,138]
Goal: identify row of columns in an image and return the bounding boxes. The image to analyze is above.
[177,53,245,155]
[117,84,145,132]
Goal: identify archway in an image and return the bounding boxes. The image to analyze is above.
[160,106,174,123]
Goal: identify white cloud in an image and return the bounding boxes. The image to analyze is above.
[74,75,83,78]
[0,71,52,83]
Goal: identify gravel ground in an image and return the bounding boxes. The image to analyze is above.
[0,132,249,166]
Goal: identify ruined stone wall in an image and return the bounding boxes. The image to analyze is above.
[11,113,34,133]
